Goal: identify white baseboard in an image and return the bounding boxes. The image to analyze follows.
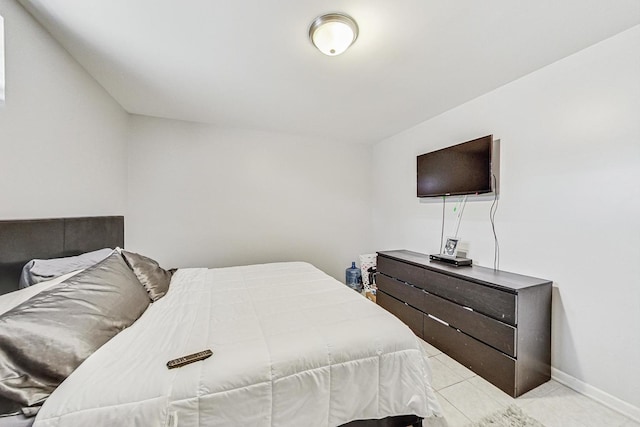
[551,367,640,423]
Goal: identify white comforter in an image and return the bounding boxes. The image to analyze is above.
[33,262,440,426]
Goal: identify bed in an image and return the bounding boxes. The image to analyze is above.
[0,217,441,427]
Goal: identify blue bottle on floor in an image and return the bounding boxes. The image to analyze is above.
[345,262,362,292]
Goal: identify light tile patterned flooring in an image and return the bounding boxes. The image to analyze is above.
[419,340,639,427]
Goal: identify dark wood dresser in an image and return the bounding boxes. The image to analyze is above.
[376,250,552,397]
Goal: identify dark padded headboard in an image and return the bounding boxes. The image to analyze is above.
[0,216,124,295]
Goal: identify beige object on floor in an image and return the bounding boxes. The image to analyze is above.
[467,404,544,427]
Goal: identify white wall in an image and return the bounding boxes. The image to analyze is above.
[372,26,640,412]
[127,115,372,281]
[0,2,128,219]
[373,27,640,409]
[1,15,5,104]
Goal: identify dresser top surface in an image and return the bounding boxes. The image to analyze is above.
[378,250,552,291]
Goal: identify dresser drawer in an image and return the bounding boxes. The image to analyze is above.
[423,314,517,397]
[377,274,426,312]
[424,292,516,357]
[377,291,423,337]
[377,256,425,288]
[422,269,517,325]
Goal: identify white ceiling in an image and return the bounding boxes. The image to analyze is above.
[17,0,640,143]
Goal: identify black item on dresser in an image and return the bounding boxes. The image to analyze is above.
[429,253,472,266]
[376,250,552,398]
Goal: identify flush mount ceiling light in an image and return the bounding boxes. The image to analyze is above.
[309,13,358,56]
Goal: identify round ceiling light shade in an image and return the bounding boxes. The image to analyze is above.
[309,13,358,56]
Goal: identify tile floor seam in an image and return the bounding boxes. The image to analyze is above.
[465,377,511,408]
[433,390,472,426]
[420,338,640,427]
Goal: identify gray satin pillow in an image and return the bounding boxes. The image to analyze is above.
[120,251,173,302]
[0,252,150,416]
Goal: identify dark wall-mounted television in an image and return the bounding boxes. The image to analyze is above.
[417,135,494,198]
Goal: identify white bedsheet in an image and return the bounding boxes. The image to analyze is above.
[33,262,441,426]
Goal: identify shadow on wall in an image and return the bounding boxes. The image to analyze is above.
[551,285,580,377]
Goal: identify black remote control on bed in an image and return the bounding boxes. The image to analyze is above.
[166,349,213,369]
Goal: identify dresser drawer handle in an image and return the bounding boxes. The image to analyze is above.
[428,314,449,326]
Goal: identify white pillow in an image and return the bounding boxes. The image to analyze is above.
[18,248,113,289]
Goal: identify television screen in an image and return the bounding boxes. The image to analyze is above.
[417,135,493,197]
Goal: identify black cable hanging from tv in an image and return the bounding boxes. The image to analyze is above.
[439,196,446,253]
[490,174,500,270]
